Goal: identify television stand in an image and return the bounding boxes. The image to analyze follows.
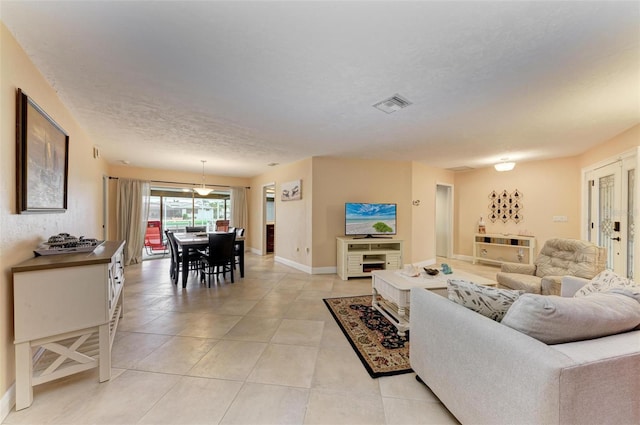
[355,235,392,239]
[336,237,403,280]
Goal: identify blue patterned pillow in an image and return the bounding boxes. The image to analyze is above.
[447,279,523,322]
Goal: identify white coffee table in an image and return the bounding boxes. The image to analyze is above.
[371,268,496,336]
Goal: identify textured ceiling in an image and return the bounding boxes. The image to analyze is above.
[2,1,639,177]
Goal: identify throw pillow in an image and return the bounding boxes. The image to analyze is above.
[447,279,523,322]
[501,292,640,344]
[575,270,639,297]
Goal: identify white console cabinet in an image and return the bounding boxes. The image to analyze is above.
[337,237,403,280]
[473,234,536,266]
[11,240,125,410]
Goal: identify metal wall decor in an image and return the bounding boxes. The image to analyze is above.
[488,189,523,223]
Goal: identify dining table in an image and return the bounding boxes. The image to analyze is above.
[172,232,245,288]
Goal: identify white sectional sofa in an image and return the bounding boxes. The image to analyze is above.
[409,280,640,425]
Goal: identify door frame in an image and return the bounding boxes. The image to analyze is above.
[262,182,275,256]
[435,183,454,259]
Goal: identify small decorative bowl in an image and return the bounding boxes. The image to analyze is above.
[424,268,440,276]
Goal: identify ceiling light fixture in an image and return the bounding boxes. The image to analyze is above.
[494,159,516,172]
[193,160,213,196]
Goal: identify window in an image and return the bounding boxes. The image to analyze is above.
[149,187,230,234]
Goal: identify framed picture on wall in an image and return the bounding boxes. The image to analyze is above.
[16,89,69,213]
[281,179,301,201]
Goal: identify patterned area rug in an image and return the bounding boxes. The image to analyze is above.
[323,295,412,378]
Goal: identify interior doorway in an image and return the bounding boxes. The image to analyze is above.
[435,183,454,258]
[263,184,275,255]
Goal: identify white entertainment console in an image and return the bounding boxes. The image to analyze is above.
[336,237,403,280]
[11,240,125,410]
[473,233,536,266]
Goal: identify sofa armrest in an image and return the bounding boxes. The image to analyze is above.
[541,276,563,296]
[500,263,536,274]
[560,276,591,297]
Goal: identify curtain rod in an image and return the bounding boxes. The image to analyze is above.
[108,176,250,189]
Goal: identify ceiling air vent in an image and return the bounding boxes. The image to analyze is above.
[373,94,412,114]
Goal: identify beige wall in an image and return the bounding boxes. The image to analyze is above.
[453,125,639,261]
[0,24,107,398]
[248,158,312,269]
[454,157,582,259]
[311,157,413,268]
[579,124,640,168]
[411,162,455,264]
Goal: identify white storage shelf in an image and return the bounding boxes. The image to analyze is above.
[11,240,125,410]
[473,234,536,266]
[337,237,403,280]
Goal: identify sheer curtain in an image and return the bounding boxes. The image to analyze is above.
[231,186,248,231]
[116,178,150,265]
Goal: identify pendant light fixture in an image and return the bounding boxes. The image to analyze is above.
[193,160,213,196]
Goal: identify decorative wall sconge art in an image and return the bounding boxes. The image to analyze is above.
[488,189,523,223]
[281,179,301,201]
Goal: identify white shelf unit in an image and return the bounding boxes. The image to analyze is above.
[336,237,403,280]
[11,241,125,410]
[473,234,536,266]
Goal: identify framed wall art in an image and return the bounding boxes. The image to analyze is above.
[16,89,69,213]
[281,179,301,201]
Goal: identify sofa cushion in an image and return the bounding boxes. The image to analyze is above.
[575,269,640,297]
[496,272,542,294]
[501,292,640,344]
[447,279,523,322]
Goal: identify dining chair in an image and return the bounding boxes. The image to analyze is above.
[165,230,177,280]
[215,220,230,232]
[166,230,200,285]
[185,226,206,233]
[233,228,245,270]
[199,232,236,287]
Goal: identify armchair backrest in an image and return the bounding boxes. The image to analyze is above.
[535,238,607,279]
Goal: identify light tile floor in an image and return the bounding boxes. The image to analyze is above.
[3,254,499,424]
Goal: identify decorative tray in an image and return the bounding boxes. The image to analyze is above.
[34,240,104,256]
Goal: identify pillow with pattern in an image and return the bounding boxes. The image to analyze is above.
[447,279,523,322]
[575,270,640,297]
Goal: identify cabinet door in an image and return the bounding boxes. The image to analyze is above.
[386,253,402,270]
[347,254,362,274]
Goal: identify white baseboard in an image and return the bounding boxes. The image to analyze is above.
[411,258,437,268]
[1,383,15,422]
[312,266,337,275]
[274,256,311,274]
[453,254,474,262]
[250,247,263,255]
[274,257,337,275]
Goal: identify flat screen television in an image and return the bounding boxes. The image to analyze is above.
[345,203,397,238]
